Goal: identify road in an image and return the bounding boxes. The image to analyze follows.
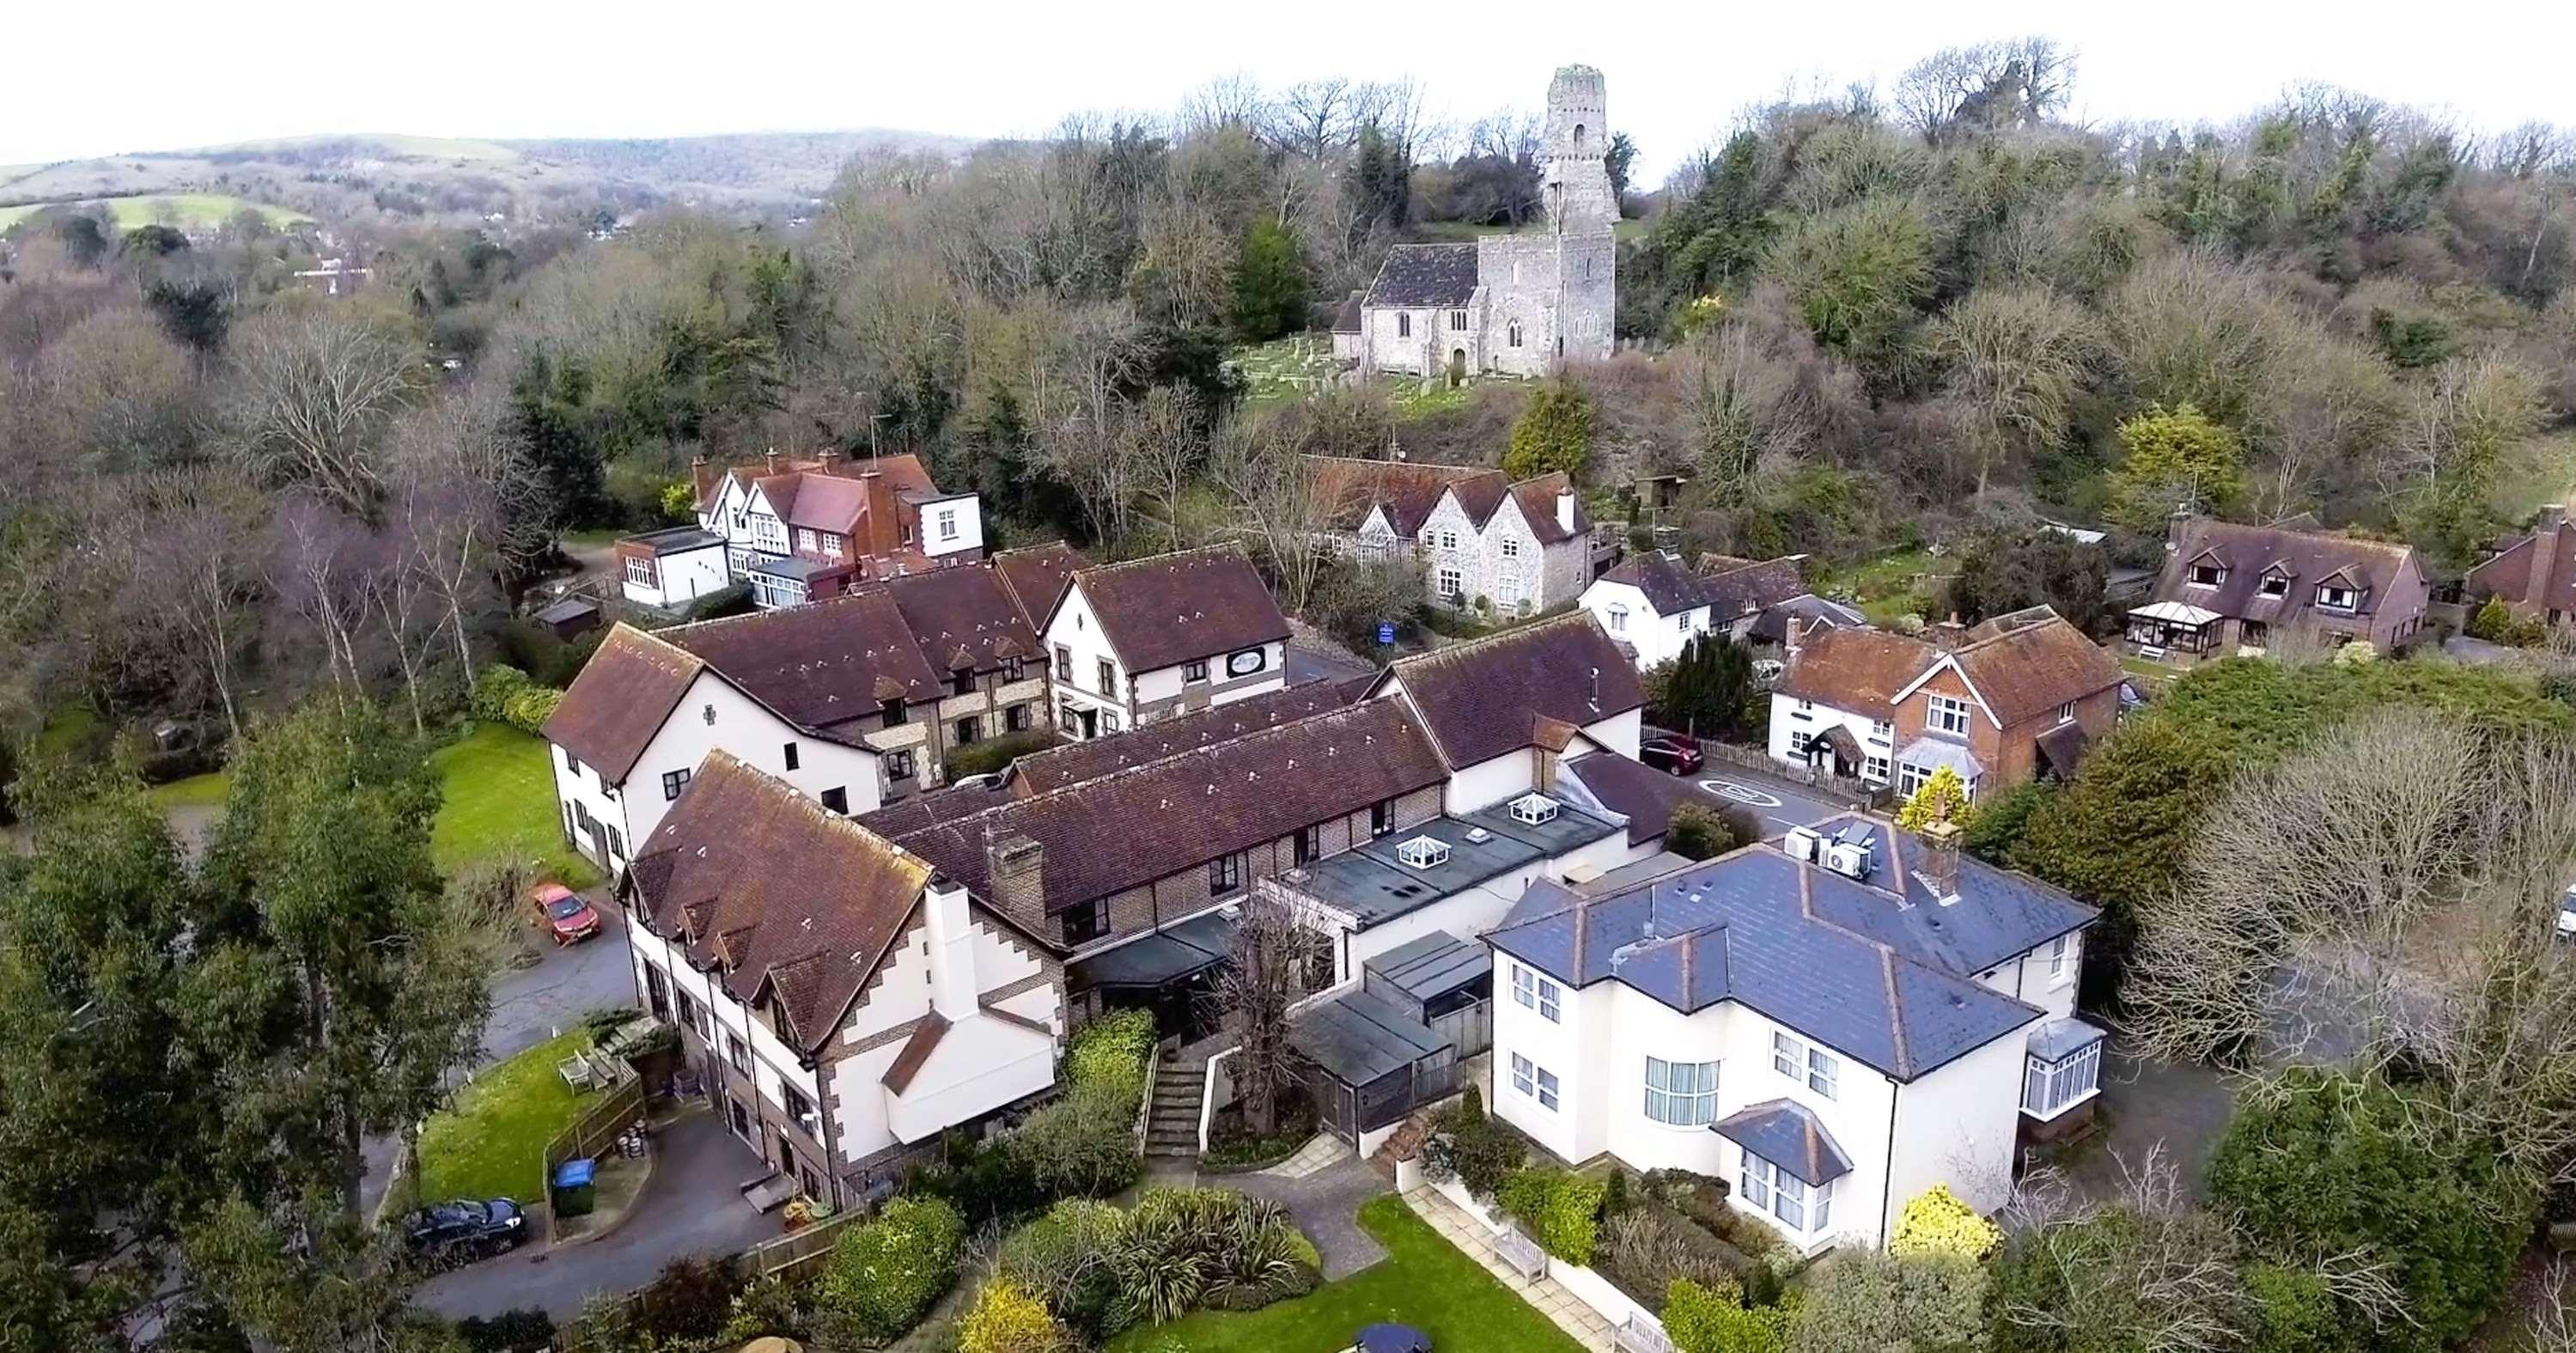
[1680,760,1855,836]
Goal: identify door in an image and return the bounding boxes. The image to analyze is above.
[1447,348,1466,387]
[1076,707,1098,740]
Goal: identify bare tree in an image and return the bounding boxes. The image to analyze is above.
[1206,419,1352,614]
[223,309,424,518]
[1927,285,2102,502]
[79,467,270,740]
[1123,386,1204,550]
[1893,38,2077,143]
[1219,888,1329,1137]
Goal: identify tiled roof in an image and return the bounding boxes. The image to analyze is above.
[542,625,705,783]
[869,699,1447,923]
[1714,1100,1853,1185]
[993,541,1083,630]
[2467,511,2576,615]
[661,589,941,728]
[874,565,1042,678]
[1307,457,1501,537]
[1776,627,1934,712]
[1599,552,1722,617]
[1379,613,1643,769]
[1063,545,1290,675]
[1362,243,1480,308]
[1010,680,1355,794]
[1486,814,2094,1081]
[1945,607,2124,725]
[1697,556,1810,621]
[1509,472,1585,545]
[2151,518,2425,625]
[624,753,932,1053]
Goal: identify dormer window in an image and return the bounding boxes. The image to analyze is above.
[1509,793,1558,826]
[881,696,907,726]
[1396,836,1452,869]
[2259,572,2288,597]
[2189,563,2226,588]
[2317,584,2357,612]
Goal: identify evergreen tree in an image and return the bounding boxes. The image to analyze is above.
[509,352,612,531]
[1503,379,1595,481]
[1233,218,1311,342]
[1656,631,1761,742]
[1351,122,1412,238]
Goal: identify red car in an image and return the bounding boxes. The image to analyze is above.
[531,882,601,945]
[1640,735,1705,777]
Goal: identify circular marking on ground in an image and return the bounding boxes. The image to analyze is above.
[1697,779,1784,808]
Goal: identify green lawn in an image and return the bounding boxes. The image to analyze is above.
[148,771,230,809]
[416,1029,596,1204]
[1105,1195,1584,1353]
[1819,546,1944,626]
[0,194,308,231]
[33,707,100,758]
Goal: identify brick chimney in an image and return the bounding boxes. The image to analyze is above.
[1930,612,1970,650]
[818,447,845,475]
[2528,504,2567,613]
[1918,817,1963,902]
[986,830,1046,931]
[689,454,715,507]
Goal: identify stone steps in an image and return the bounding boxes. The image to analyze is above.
[1145,1056,1207,1158]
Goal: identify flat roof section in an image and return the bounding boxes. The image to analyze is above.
[1364,931,1488,1003]
[1284,797,1618,928]
[1293,987,1447,1088]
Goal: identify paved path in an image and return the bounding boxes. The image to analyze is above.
[1678,756,1860,835]
[415,1108,777,1321]
[1258,1132,1354,1181]
[1404,1186,1617,1352]
[1225,1155,1390,1281]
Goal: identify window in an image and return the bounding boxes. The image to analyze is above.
[1606,606,1626,632]
[2047,933,2074,985]
[881,695,907,726]
[1437,567,1463,599]
[675,989,700,1034]
[1771,1030,1804,1081]
[1397,313,1412,338]
[606,826,625,859]
[1449,309,1468,331]
[783,742,800,771]
[2242,620,2270,648]
[2260,572,2289,597]
[1863,753,1891,782]
[1005,655,1026,682]
[1208,853,1242,896]
[726,1033,749,1075]
[1100,711,1121,734]
[783,1086,817,1134]
[2189,563,2225,588]
[2317,584,2356,611]
[1501,538,1520,558]
[1184,658,1209,683]
[1897,760,1930,796]
[1054,644,1073,682]
[1674,613,1689,632]
[624,555,657,588]
[1739,1151,1772,1211]
[1739,1153,1830,1232]
[954,716,979,745]
[886,750,917,780]
[2055,701,2075,725]
[1537,1065,1559,1111]
[1437,530,1459,551]
[1927,693,1972,737]
[1807,1046,1840,1100]
[1294,825,1321,864]
[820,786,849,815]
[2024,1040,2104,1118]
[1061,899,1108,946]
[1370,800,1395,838]
[1511,1054,1560,1111]
[936,509,958,541]
[662,768,691,801]
[1507,319,1523,348]
[1645,1057,1719,1126]
[1869,719,1893,739]
[1097,659,1117,698]
[1006,702,1032,733]
[1511,963,1562,1022]
[562,747,584,778]
[952,668,974,697]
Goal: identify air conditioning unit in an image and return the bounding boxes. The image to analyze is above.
[1783,826,1823,864]
[1824,842,1871,879]
[1396,836,1452,869]
[1509,793,1559,826]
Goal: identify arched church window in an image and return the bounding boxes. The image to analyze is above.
[1574,124,1587,150]
[1508,320,1523,348]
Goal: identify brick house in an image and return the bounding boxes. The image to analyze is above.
[1769,606,2122,799]
[2467,505,2576,625]
[622,753,1062,1204]
[2128,517,2430,660]
[624,450,987,610]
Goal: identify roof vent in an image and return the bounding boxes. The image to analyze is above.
[1396,837,1452,869]
[1509,793,1559,826]
[1464,826,1494,844]
[1783,826,1824,864]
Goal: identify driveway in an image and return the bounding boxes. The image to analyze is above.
[414,1107,779,1322]
[1681,762,1854,836]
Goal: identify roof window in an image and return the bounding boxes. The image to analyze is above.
[1509,793,1559,826]
[1396,836,1452,869]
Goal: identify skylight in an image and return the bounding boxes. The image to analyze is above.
[1396,837,1452,869]
[1509,793,1559,826]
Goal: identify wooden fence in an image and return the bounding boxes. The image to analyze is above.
[1696,739,1885,808]
[538,1076,647,1212]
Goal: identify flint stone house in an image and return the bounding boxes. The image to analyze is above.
[1358,66,1617,380]
[1309,456,1592,615]
[1484,814,2100,1252]
[2468,505,2576,626]
[2128,517,2430,660]
[622,753,1061,1204]
[1769,606,2122,799]
[1044,545,1290,740]
[618,450,986,611]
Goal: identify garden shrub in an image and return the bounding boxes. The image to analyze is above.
[1009,1075,1144,1199]
[2244,1262,2340,1353]
[1063,1008,1156,1100]
[715,1274,811,1343]
[1787,1247,1985,1353]
[1105,1188,1314,1329]
[1598,1205,1743,1308]
[909,1126,1047,1229]
[470,664,563,736]
[1421,1087,1527,1198]
[816,1195,965,1344]
[1497,1167,1605,1266]
[959,1278,1067,1353]
[997,1198,1130,1340]
[454,1307,556,1352]
[1662,1277,1792,1353]
[1888,1184,2001,1261]
[632,1256,741,1344]
[945,728,1063,779]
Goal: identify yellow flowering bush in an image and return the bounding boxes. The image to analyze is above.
[1889,1184,2001,1261]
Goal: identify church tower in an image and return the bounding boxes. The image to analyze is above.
[1542,64,1617,363]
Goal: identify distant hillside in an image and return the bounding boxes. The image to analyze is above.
[500,130,976,199]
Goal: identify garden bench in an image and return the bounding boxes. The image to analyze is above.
[1616,1314,1677,1353]
[1493,1226,1548,1281]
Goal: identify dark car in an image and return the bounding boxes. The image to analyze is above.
[402,1198,527,1264]
[1640,735,1705,776]
[530,881,601,945]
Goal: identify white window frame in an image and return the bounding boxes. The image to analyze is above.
[1511,963,1562,1023]
[2317,584,2356,612]
[1645,1057,1719,1127]
[936,508,958,541]
[2260,572,2289,596]
[2047,933,2074,986]
[1863,753,1890,783]
[1514,1053,1559,1110]
[1501,538,1520,558]
[2055,701,2076,724]
[1437,566,1463,599]
[1897,760,1931,797]
[1438,529,1459,551]
[1807,1046,1840,1100]
[2023,1040,2104,1118]
[1606,606,1626,633]
[1927,693,1972,737]
[1771,1030,1802,1081]
[624,555,656,588]
[2188,564,2225,588]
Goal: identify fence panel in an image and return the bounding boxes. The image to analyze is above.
[1428,999,1491,1060]
[538,1077,647,1203]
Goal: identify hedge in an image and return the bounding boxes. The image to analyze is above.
[816,1195,965,1344]
[1497,1167,1605,1266]
[472,664,563,737]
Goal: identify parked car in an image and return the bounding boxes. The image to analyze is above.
[1640,735,1705,776]
[531,882,601,945]
[402,1198,527,1264]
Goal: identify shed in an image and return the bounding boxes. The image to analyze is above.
[1361,931,1492,1059]
[535,594,602,640]
[1293,987,1456,1142]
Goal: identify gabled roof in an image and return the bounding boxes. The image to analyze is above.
[1363,242,1479,308]
[2152,518,2425,625]
[873,564,1043,679]
[993,541,1084,630]
[1010,680,1355,794]
[1059,545,1290,675]
[624,753,932,1054]
[1776,627,1937,715]
[1784,607,2116,726]
[542,625,706,783]
[1486,814,2095,1081]
[1306,457,1502,537]
[1597,552,1722,618]
[1376,614,1642,770]
[1696,556,1811,620]
[1748,594,1867,645]
[868,698,1446,923]
[1331,291,1365,333]
[2467,510,2576,614]
[659,588,942,728]
[1509,472,1585,545]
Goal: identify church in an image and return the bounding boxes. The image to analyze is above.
[1355,65,1617,381]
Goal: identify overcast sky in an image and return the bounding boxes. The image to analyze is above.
[7,1,2571,177]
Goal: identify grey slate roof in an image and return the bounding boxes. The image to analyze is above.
[1363,243,1480,308]
[1600,552,1724,617]
[1485,813,2096,1082]
[1713,1100,1853,1185]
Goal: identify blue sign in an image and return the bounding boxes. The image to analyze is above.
[1377,622,1397,646]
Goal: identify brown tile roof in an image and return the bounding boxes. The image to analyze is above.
[880,1012,948,1092]
[1449,473,1511,530]
[873,698,1446,922]
[543,625,706,783]
[660,588,941,730]
[1777,627,1940,713]
[1009,680,1356,794]
[1946,608,2124,725]
[993,541,1084,630]
[1379,613,1644,769]
[2467,510,2576,614]
[1509,472,1585,545]
[1064,545,1290,675]
[625,753,932,1053]
[1306,457,1501,537]
[874,564,1042,677]
[2151,518,2426,625]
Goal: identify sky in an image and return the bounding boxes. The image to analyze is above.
[6,0,2573,179]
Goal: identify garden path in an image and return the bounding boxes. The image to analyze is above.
[1402,1186,1617,1353]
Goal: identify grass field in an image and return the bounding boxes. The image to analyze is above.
[416,1029,597,1204]
[0,194,308,231]
[1104,1196,1583,1353]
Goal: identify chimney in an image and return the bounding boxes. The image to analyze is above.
[689,454,715,507]
[922,874,978,1021]
[2165,508,2192,552]
[1556,487,1576,536]
[2527,504,2567,613]
[1786,616,1810,661]
[1918,818,1964,902]
[818,447,845,474]
[1931,613,1969,650]
[764,449,783,475]
[986,831,1045,931]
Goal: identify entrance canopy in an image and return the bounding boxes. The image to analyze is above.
[1066,910,1234,991]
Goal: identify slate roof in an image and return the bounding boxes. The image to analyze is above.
[1697,555,1812,621]
[1377,613,1643,770]
[1748,593,1867,645]
[1294,988,1447,1088]
[1363,243,1480,308]
[1062,545,1290,675]
[542,625,706,783]
[1010,680,1355,794]
[623,753,932,1053]
[1561,753,1740,848]
[624,526,726,556]
[993,542,1083,630]
[1485,813,2095,1081]
[1307,457,1502,537]
[1282,798,1622,928]
[1599,552,1724,617]
[1366,931,1489,1003]
[1714,1100,1853,1186]
[870,698,1447,923]
[2151,517,2426,625]
[1331,291,1365,334]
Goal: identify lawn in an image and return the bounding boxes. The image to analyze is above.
[416,1028,596,1204]
[0,193,308,231]
[1819,546,1946,626]
[1104,1195,1584,1353]
[147,771,230,809]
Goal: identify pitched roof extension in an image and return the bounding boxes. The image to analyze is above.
[1599,552,1723,617]
[542,625,707,782]
[1376,613,1643,769]
[1061,545,1290,675]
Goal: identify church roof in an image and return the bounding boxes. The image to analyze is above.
[1364,244,1480,308]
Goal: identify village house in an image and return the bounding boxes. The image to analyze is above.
[1369,612,1647,815]
[616,450,987,612]
[1044,545,1290,740]
[2127,516,2431,660]
[1483,814,2100,1252]
[2466,504,2575,626]
[1769,606,2122,799]
[621,753,1061,1206]
[1309,456,1593,615]
[1696,554,1866,654]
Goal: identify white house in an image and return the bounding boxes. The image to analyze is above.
[1309,457,1594,618]
[1483,815,2099,1252]
[623,753,1060,1204]
[624,450,989,611]
[541,626,883,879]
[1044,545,1290,740]
[1367,612,1645,816]
[613,527,732,612]
[1580,552,1720,672]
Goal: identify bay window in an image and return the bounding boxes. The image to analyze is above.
[1644,1057,1718,1126]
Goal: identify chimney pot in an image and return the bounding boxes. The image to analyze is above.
[1556,487,1576,535]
